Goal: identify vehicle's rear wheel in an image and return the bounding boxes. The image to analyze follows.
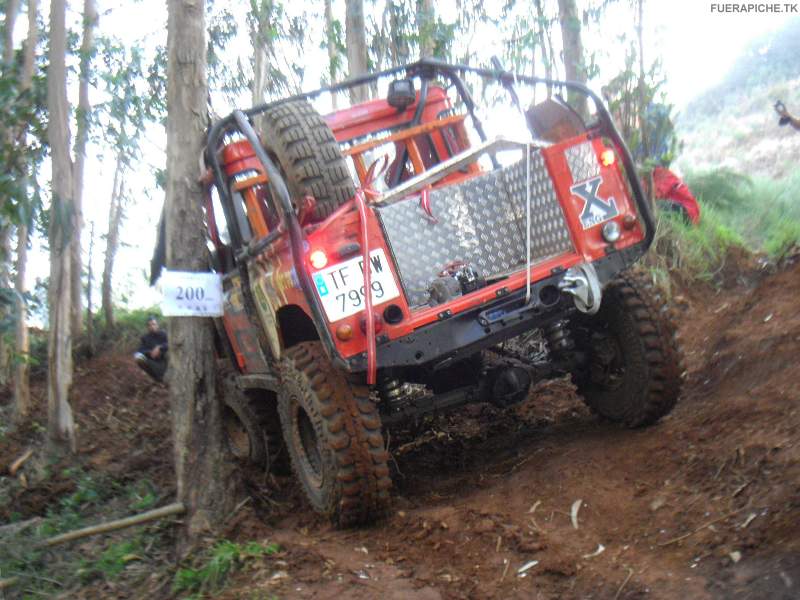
[221,375,267,464]
[570,270,684,427]
[259,99,355,221]
[278,342,391,526]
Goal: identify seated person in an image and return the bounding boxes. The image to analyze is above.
[134,316,168,382]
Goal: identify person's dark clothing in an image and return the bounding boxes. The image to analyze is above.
[135,329,168,382]
[138,330,168,356]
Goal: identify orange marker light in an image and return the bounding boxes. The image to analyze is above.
[600,149,615,167]
[336,323,353,341]
[309,250,328,270]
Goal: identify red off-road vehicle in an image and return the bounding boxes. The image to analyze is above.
[202,59,683,526]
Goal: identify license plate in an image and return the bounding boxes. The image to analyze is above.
[312,249,401,323]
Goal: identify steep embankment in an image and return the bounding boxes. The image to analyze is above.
[676,17,800,179]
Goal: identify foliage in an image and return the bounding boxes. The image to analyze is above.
[173,540,280,597]
[602,35,680,167]
[0,467,170,596]
[684,168,753,211]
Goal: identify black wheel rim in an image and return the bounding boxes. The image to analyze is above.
[295,404,323,488]
[589,330,626,390]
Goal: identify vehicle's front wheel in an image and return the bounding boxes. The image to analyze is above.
[570,270,684,427]
[277,342,391,526]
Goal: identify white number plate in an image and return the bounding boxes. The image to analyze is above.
[312,249,400,323]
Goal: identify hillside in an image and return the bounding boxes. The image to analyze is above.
[2,254,800,598]
[676,17,800,179]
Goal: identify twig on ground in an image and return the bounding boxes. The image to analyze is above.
[9,449,33,476]
[614,568,634,600]
[657,508,744,547]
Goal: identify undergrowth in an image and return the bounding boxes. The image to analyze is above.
[644,167,800,293]
[173,540,280,599]
[0,467,172,598]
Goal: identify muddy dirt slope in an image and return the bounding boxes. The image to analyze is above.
[224,260,800,600]
[2,260,798,600]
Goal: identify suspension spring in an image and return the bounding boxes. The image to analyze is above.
[544,320,574,361]
[378,378,408,403]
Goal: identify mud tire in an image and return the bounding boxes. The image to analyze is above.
[221,376,268,464]
[277,342,391,526]
[571,270,684,427]
[260,99,355,221]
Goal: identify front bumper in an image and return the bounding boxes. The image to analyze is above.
[346,250,633,371]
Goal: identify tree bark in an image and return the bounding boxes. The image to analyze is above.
[635,0,648,157]
[0,0,21,387]
[12,0,38,422]
[345,0,368,104]
[533,0,552,99]
[417,0,434,58]
[166,0,238,546]
[70,0,99,338]
[101,154,124,330]
[557,0,587,117]
[324,0,338,109]
[47,0,76,452]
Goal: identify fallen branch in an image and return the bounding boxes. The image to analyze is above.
[0,517,42,538]
[9,449,33,476]
[39,502,185,548]
[0,577,19,590]
[657,508,743,547]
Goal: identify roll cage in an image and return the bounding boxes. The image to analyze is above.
[203,57,654,370]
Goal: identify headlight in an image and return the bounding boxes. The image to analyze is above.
[601,220,621,243]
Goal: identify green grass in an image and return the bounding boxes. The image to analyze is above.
[0,469,169,597]
[173,540,280,598]
[645,168,800,292]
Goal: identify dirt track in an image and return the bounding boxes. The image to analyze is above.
[225,260,800,599]
[3,260,799,599]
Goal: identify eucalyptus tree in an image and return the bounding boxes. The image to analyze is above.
[47,0,77,452]
[71,0,98,337]
[345,0,368,102]
[166,0,238,544]
[94,39,150,329]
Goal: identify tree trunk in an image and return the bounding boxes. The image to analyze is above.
[166,0,238,546]
[101,154,124,330]
[47,0,76,453]
[324,0,338,109]
[417,0,434,58]
[345,0,368,104]
[86,222,94,355]
[533,0,552,99]
[70,0,99,338]
[12,0,38,422]
[0,0,21,388]
[557,0,586,117]
[635,0,648,157]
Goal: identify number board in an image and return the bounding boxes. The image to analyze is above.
[160,270,224,317]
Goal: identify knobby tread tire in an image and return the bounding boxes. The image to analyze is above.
[221,374,267,465]
[573,269,684,428]
[260,100,355,221]
[278,342,391,526]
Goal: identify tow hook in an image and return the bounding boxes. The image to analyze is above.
[558,262,602,314]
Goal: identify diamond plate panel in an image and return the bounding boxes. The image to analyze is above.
[503,150,574,263]
[565,141,600,183]
[377,149,574,308]
[377,170,524,307]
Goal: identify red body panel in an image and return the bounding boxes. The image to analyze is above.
[213,88,648,370]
